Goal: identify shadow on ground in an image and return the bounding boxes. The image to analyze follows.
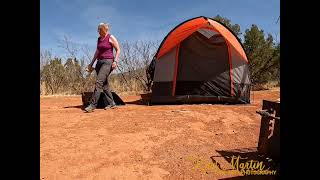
[64,105,84,109]
[125,99,145,105]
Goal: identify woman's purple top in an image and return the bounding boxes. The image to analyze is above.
[97,34,114,60]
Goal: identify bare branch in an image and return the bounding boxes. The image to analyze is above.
[81,44,93,64]
[58,34,78,59]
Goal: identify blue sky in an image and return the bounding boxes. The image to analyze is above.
[41,0,280,58]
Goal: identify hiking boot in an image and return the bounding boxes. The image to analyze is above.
[84,104,96,113]
[104,102,116,110]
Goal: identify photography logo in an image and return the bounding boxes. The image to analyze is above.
[187,155,277,176]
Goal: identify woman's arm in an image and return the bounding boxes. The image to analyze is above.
[110,35,121,63]
[89,49,99,66]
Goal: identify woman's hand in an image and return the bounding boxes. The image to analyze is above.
[86,65,94,73]
[112,61,117,69]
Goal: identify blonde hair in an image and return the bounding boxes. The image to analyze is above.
[98,22,109,33]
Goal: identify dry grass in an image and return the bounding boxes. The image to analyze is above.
[252,81,280,91]
[42,76,279,96]
[109,76,148,95]
[41,75,148,96]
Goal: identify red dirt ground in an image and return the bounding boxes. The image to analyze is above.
[40,89,279,180]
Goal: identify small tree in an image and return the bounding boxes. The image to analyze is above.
[40,49,52,71]
[58,35,96,94]
[243,24,280,84]
[213,15,242,39]
[63,58,84,94]
[41,58,66,94]
[116,40,159,92]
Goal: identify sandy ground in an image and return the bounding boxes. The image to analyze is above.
[40,89,280,180]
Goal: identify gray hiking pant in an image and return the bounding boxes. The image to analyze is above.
[90,59,115,107]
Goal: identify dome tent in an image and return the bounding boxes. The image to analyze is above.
[147,16,251,104]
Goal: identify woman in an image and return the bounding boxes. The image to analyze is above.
[84,22,121,113]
